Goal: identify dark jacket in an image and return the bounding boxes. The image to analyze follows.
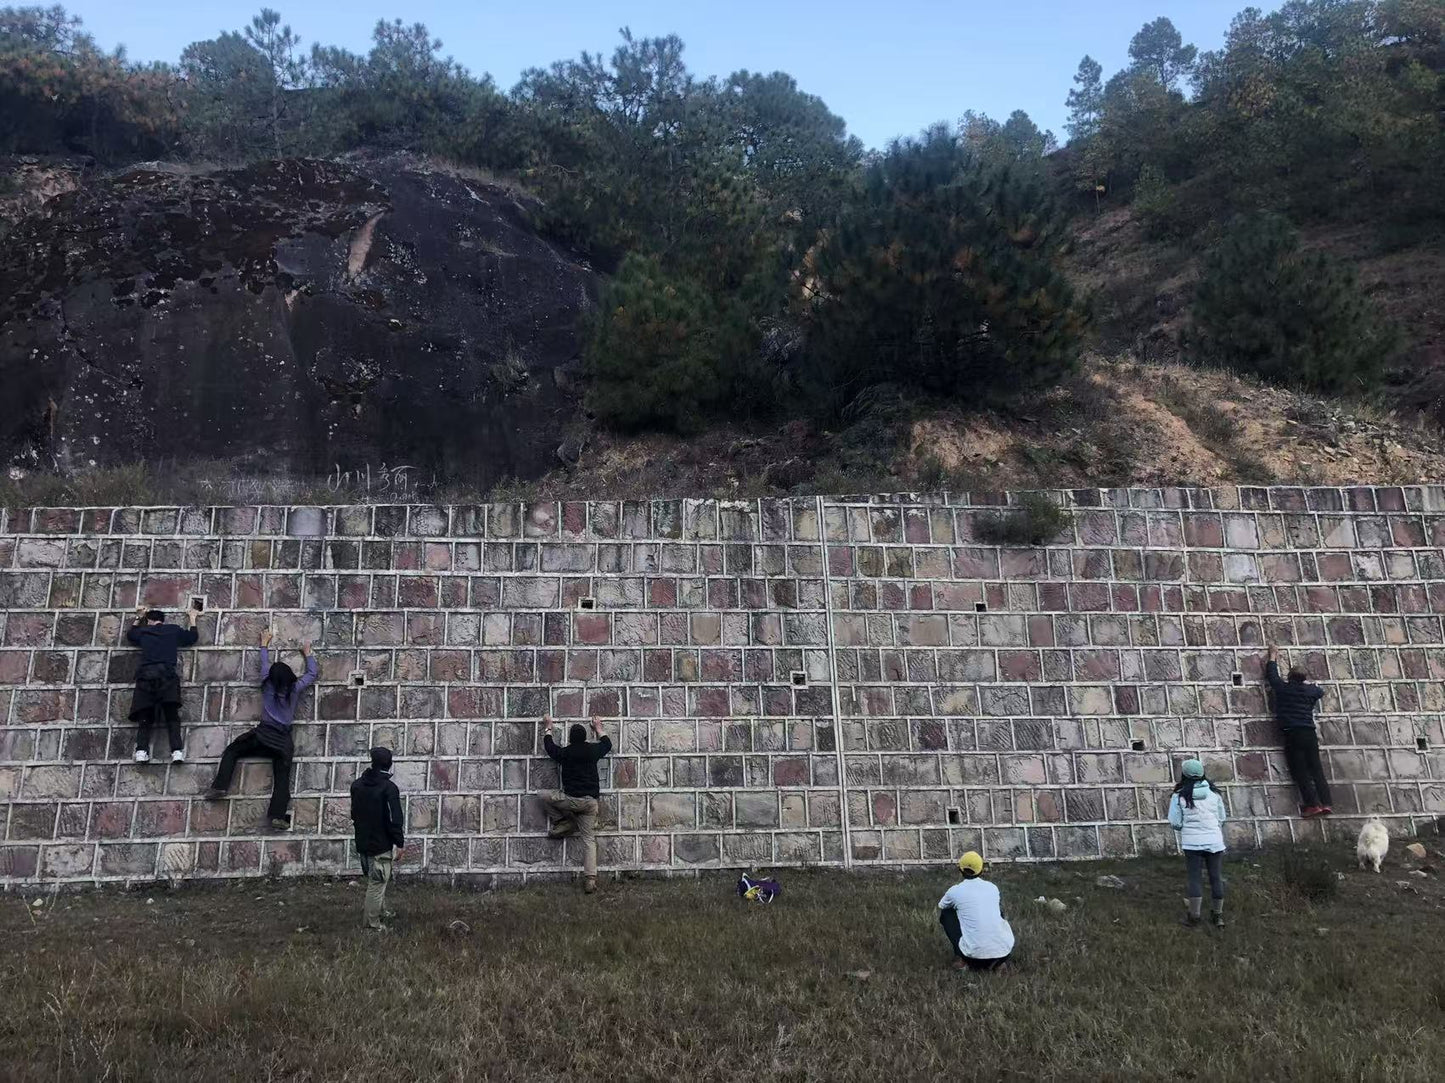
[544,733,612,799]
[126,622,198,667]
[1266,661,1324,729]
[350,767,405,856]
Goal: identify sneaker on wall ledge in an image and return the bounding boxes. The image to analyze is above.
[133,749,150,763]
[171,750,185,764]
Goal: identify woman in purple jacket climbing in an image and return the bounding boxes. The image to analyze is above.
[204,630,318,830]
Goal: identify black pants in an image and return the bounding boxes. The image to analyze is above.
[212,730,292,820]
[1283,728,1331,807]
[1185,850,1225,900]
[135,703,183,753]
[939,908,1010,971]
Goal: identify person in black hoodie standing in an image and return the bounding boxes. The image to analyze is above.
[538,715,611,893]
[126,605,200,764]
[1266,645,1331,817]
[350,747,405,930]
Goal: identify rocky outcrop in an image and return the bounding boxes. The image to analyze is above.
[0,154,596,489]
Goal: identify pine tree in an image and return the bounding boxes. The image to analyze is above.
[243,8,301,158]
[800,126,1085,416]
[1185,213,1399,392]
[585,254,754,432]
[1065,56,1103,142]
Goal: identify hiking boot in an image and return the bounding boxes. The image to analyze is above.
[133,749,150,763]
[584,878,597,895]
[1181,913,1201,928]
[1211,912,1226,929]
[203,787,227,801]
[547,819,577,839]
[270,817,291,831]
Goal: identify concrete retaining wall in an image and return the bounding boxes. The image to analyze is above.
[2,486,1442,885]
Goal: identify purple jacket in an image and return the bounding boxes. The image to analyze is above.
[260,648,318,730]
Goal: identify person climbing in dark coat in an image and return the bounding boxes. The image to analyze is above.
[538,714,611,894]
[1266,645,1331,817]
[127,604,200,763]
[204,630,317,830]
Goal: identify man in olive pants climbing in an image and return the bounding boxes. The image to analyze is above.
[350,746,405,930]
[538,714,611,894]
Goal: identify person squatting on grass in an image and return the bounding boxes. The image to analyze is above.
[1169,758,1229,929]
[937,851,1015,971]
[127,604,200,764]
[538,714,612,894]
[203,630,317,830]
[1265,645,1332,817]
[351,746,405,931]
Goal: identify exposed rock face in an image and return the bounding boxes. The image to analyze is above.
[0,154,595,488]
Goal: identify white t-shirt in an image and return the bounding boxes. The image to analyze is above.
[938,878,1015,960]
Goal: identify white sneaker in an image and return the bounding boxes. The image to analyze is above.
[171,750,185,764]
[133,750,150,763]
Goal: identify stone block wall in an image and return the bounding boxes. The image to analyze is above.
[1,487,1442,885]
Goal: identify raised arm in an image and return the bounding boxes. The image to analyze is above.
[295,643,319,693]
[1265,658,1285,692]
[592,715,612,759]
[178,606,200,648]
[259,629,272,678]
[541,716,562,762]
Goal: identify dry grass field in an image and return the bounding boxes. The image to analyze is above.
[3,850,1443,1082]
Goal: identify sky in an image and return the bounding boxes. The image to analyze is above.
[61,0,1270,148]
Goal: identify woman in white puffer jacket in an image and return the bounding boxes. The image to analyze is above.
[1167,758,1229,929]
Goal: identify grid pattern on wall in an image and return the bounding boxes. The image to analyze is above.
[1,486,1442,885]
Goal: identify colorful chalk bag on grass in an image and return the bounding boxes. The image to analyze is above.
[737,873,782,903]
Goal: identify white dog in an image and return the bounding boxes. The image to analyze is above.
[1356,817,1389,873]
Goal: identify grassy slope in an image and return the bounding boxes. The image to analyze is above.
[4,852,1443,1081]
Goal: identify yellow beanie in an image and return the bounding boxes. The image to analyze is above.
[957,851,984,876]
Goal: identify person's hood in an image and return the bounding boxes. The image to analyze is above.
[358,767,391,787]
[1190,780,1212,802]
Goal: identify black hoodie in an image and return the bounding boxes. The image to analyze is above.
[350,767,405,856]
[1266,661,1325,730]
[543,733,612,799]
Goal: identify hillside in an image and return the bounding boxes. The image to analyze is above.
[492,358,1445,501]
[1068,205,1445,423]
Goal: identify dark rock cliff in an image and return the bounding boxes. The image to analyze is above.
[0,154,595,490]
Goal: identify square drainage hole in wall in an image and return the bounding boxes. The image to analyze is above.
[1231,672,1243,687]
[974,601,988,613]
[576,596,597,611]
[349,670,367,689]
[790,670,809,688]
[946,807,961,826]
[1130,738,1147,752]
[189,595,207,613]
[1418,737,1430,751]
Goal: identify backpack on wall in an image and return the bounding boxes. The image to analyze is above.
[737,873,782,903]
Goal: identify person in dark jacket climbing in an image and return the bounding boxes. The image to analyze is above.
[1266,645,1331,817]
[350,747,405,931]
[126,604,201,764]
[538,714,611,893]
[203,630,317,830]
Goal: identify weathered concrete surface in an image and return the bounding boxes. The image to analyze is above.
[0,154,595,488]
[0,485,1442,885]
